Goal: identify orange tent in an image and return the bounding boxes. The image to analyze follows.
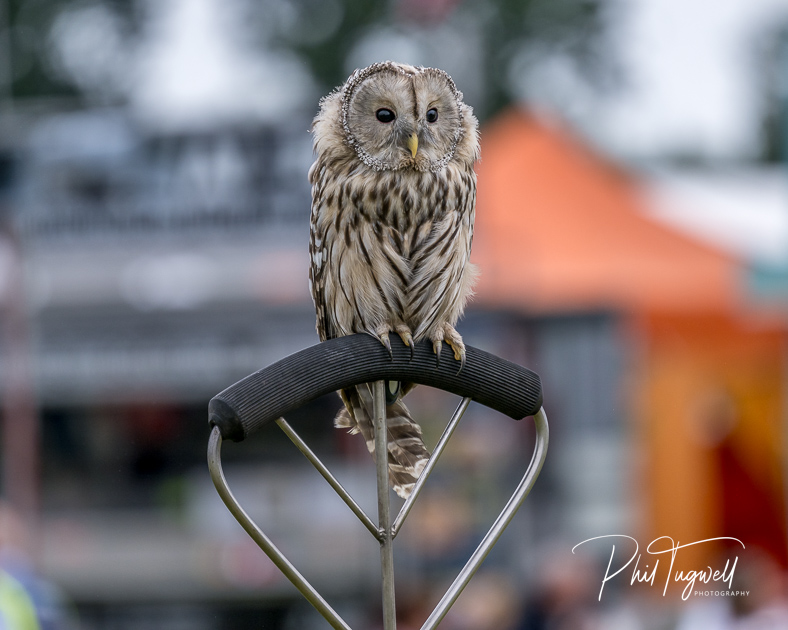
[472,109,742,314]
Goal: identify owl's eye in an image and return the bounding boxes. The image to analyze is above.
[376,108,396,123]
[426,108,439,123]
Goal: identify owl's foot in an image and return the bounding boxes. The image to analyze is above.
[376,324,414,360]
[395,324,414,361]
[432,324,465,374]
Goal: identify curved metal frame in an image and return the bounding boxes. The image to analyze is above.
[208,381,549,630]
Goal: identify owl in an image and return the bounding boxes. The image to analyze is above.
[308,61,480,498]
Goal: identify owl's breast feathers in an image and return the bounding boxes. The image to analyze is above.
[309,157,477,343]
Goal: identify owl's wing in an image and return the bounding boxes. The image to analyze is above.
[309,211,333,343]
[308,155,343,342]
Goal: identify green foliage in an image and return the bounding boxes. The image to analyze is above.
[282,0,390,92]
[1,0,617,120]
[1,0,139,100]
[2,0,71,99]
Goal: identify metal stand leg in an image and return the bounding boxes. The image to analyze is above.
[208,427,352,630]
[420,407,549,629]
[373,380,397,629]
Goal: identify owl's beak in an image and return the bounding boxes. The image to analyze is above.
[407,133,419,158]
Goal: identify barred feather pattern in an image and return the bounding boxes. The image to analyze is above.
[308,62,480,498]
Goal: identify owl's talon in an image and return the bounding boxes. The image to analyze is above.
[441,329,466,374]
[398,331,414,361]
[380,333,392,358]
[432,339,442,367]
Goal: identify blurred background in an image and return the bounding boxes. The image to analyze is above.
[0,0,787,628]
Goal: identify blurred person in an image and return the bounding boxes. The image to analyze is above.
[441,571,520,630]
[0,504,76,630]
[516,548,599,630]
[381,572,520,630]
[516,547,645,630]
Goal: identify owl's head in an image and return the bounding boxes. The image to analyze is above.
[316,61,478,172]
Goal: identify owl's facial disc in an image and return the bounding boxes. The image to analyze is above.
[342,62,464,172]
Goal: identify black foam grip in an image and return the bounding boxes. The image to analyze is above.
[208,333,542,442]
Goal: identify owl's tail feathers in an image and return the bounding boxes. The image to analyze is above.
[336,385,429,499]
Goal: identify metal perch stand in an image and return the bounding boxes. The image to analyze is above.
[207,333,549,630]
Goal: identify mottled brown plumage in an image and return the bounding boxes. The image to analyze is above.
[308,61,480,498]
